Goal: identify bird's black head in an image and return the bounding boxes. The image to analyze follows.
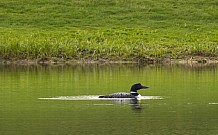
[130,83,149,92]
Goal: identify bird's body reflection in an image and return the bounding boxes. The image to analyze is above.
[110,98,143,111]
[130,99,142,111]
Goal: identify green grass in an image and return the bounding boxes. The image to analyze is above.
[0,0,218,61]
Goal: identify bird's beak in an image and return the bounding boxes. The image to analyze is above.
[142,86,149,89]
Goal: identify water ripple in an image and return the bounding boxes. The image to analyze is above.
[38,96,163,100]
[209,103,218,105]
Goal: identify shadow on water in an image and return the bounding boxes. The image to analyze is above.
[1,62,218,72]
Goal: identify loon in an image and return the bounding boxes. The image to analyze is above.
[99,83,149,98]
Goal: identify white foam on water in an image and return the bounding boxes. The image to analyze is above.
[209,103,218,105]
[93,104,114,106]
[38,96,163,101]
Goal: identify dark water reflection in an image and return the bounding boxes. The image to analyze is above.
[0,64,218,135]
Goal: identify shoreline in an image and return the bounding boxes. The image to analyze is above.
[1,56,218,66]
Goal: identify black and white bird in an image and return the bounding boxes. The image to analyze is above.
[99,83,149,98]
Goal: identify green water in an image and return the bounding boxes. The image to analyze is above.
[0,64,218,135]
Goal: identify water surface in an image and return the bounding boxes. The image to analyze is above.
[0,64,218,135]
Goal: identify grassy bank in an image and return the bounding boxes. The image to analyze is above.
[0,0,218,62]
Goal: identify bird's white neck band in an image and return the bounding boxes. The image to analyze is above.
[130,91,138,94]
